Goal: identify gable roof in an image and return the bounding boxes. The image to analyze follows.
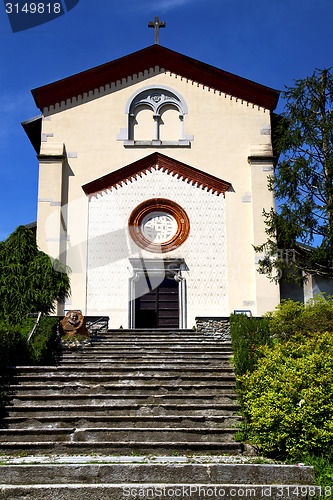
[32,45,279,112]
[82,152,232,198]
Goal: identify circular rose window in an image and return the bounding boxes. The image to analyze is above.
[128,198,190,253]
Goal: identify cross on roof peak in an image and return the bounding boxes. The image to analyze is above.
[148,16,166,45]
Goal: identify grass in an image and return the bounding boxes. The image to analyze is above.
[291,454,333,500]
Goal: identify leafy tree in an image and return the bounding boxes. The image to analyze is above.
[255,69,333,283]
[0,225,70,322]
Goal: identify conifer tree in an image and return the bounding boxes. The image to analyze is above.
[255,69,333,283]
[0,226,70,322]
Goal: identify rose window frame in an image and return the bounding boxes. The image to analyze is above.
[128,198,190,253]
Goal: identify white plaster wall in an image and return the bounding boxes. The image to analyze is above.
[87,168,227,328]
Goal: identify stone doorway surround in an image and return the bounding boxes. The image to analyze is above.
[129,258,187,329]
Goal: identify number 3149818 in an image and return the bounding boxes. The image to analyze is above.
[5,3,62,14]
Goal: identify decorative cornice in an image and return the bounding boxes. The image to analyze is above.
[31,45,280,112]
[82,152,232,198]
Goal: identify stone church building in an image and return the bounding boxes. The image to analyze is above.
[23,43,283,329]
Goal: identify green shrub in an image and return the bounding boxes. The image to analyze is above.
[0,319,30,369]
[238,331,333,459]
[0,316,59,369]
[230,314,272,378]
[267,295,333,339]
[29,316,60,365]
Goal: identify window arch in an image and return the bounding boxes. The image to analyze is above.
[159,104,181,142]
[117,85,193,146]
[133,104,154,141]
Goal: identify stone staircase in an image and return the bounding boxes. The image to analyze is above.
[0,328,319,498]
[0,329,242,455]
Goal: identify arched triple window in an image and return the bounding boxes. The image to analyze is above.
[117,86,193,147]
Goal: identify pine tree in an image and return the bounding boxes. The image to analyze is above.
[255,69,333,283]
[0,226,70,322]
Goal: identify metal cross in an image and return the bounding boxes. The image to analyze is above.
[148,16,166,45]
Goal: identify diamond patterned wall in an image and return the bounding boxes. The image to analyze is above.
[87,167,228,328]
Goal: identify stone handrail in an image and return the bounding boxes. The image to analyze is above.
[28,311,42,342]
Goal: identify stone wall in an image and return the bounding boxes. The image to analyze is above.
[195,317,230,341]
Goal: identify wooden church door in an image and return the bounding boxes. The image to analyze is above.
[134,276,179,328]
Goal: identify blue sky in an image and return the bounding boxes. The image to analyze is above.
[1,0,333,240]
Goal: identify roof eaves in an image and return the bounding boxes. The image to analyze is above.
[31,45,280,112]
[21,115,42,154]
[82,152,232,198]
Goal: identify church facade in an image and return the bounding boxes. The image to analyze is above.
[24,44,281,328]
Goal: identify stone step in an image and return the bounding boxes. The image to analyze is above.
[59,353,232,360]
[0,441,243,456]
[59,347,233,354]
[0,483,321,499]
[58,360,233,371]
[97,333,230,339]
[6,383,237,396]
[4,403,241,417]
[95,333,231,340]
[7,366,235,376]
[85,336,231,342]
[58,347,232,362]
[56,360,233,368]
[91,337,231,343]
[1,415,242,429]
[0,461,316,486]
[104,329,214,335]
[96,339,232,344]
[88,339,230,344]
[7,374,236,384]
[94,334,208,339]
[101,330,229,334]
[106,329,197,334]
[7,393,238,405]
[0,427,238,443]
[80,346,232,354]
[84,341,230,347]
[88,340,220,346]
[61,353,234,360]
